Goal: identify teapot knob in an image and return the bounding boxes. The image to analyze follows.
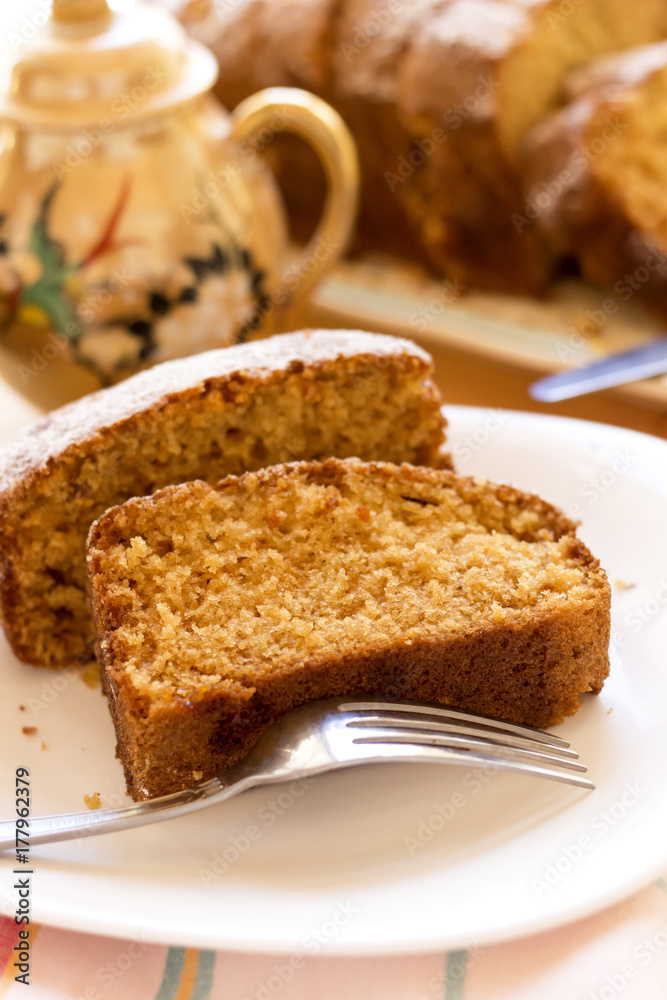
[51,0,111,25]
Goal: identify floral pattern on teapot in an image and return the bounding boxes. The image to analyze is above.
[0,176,272,384]
[0,0,357,391]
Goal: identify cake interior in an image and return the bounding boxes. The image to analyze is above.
[592,65,667,240]
[10,360,443,666]
[93,462,603,698]
[499,0,666,158]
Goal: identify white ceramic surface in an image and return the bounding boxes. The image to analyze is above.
[1,403,666,954]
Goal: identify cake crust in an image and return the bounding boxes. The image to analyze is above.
[0,330,447,667]
[87,459,611,800]
[523,41,667,320]
[175,0,667,294]
[0,329,436,490]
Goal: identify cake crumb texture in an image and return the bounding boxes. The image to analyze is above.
[87,459,610,800]
[0,330,446,668]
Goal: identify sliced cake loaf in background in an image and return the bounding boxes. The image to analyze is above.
[397,0,667,292]
[523,41,667,320]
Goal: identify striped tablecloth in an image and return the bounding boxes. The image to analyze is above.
[2,878,667,999]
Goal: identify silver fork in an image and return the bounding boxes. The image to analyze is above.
[0,697,594,851]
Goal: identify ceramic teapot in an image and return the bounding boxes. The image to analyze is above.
[0,0,358,384]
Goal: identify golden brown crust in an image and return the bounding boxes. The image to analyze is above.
[258,0,343,91]
[104,604,609,800]
[0,330,447,668]
[395,0,552,292]
[523,43,667,319]
[563,40,667,101]
[175,0,667,294]
[333,0,448,102]
[88,458,610,800]
[0,329,432,491]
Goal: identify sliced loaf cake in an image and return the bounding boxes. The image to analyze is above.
[87,458,610,800]
[0,330,447,667]
[177,0,667,292]
[523,41,667,320]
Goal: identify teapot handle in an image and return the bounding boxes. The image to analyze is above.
[229,87,359,319]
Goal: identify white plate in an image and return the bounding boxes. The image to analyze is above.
[1,405,667,955]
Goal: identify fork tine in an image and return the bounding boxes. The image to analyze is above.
[350,728,588,772]
[348,738,595,789]
[346,714,580,760]
[338,700,571,748]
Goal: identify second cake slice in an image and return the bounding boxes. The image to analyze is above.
[87,459,611,800]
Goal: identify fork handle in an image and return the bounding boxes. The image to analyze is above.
[0,776,257,851]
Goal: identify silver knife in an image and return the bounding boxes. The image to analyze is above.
[529,338,667,402]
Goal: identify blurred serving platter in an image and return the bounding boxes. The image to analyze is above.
[311,258,667,410]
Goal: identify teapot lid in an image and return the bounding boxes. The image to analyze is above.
[0,0,219,129]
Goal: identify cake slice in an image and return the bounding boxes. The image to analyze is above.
[0,330,447,668]
[87,458,610,800]
[523,41,667,321]
[177,0,667,292]
[397,0,667,293]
